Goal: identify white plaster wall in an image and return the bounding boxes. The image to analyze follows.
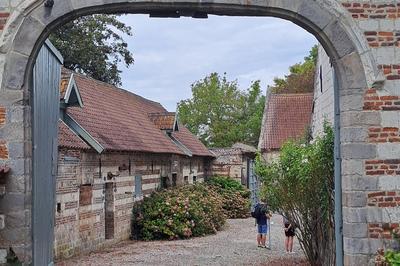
[312,44,335,138]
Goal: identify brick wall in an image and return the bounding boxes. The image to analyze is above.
[342,3,400,19]
[54,148,210,259]
[364,89,400,111]
[0,12,9,31]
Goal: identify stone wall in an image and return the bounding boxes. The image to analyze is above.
[210,149,250,185]
[54,148,208,259]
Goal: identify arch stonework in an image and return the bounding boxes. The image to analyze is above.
[0,0,398,265]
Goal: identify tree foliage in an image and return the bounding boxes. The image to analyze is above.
[49,14,134,86]
[178,73,265,148]
[255,122,334,266]
[269,45,318,94]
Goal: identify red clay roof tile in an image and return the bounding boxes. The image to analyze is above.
[64,72,212,157]
[58,120,90,150]
[148,112,176,130]
[259,93,313,151]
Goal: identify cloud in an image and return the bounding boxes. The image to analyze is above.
[118,15,318,111]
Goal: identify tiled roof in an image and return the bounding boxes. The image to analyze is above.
[172,127,214,157]
[65,72,213,157]
[259,93,313,151]
[209,143,257,157]
[58,120,90,150]
[148,112,176,130]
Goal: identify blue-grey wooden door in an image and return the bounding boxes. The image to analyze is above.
[248,160,260,211]
[32,40,63,265]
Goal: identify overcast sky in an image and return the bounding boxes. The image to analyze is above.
[119,15,317,111]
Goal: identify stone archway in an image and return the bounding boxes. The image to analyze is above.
[0,1,396,265]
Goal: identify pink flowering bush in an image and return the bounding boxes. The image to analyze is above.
[207,176,251,218]
[131,184,226,240]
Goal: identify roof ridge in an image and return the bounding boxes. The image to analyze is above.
[270,92,314,97]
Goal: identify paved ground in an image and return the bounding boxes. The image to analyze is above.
[57,215,308,266]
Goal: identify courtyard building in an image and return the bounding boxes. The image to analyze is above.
[209,143,256,187]
[258,93,314,163]
[55,67,214,259]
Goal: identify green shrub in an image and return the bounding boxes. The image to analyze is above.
[207,176,251,218]
[376,228,400,266]
[132,184,226,240]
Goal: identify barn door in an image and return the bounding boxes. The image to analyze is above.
[248,159,260,211]
[32,41,62,265]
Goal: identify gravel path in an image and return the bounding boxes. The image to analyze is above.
[57,215,308,266]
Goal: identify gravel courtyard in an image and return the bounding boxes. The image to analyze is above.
[57,215,308,266]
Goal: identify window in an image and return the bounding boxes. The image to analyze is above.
[135,175,142,197]
[319,65,323,93]
[193,176,197,184]
[184,176,188,184]
[56,202,62,213]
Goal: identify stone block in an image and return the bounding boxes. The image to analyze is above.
[12,16,45,57]
[340,127,368,143]
[342,159,364,177]
[0,192,25,213]
[6,210,27,229]
[341,143,376,159]
[324,20,356,58]
[344,237,381,254]
[340,92,364,112]
[8,142,24,159]
[344,254,370,266]
[376,143,400,159]
[31,0,73,26]
[0,90,23,106]
[298,1,332,30]
[7,106,24,123]
[0,122,24,141]
[381,111,400,128]
[343,207,367,223]
[377,176,400,191]
[337,52,367,89]
[343,222,368,238]
[2,52,28,90]
[367,207,400,223]
[0,249,6,264]
[341,111,380,127]
[343,191,367,207]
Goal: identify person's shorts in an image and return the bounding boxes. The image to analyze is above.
[285,227,295,237]
[258,224,268,234]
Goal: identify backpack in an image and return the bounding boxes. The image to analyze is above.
[251,204,262,218]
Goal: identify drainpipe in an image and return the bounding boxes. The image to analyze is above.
[333,68,343,266]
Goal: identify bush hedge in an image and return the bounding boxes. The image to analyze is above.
[207,176,251,218]
[131,184,226,240]
[131,176,251,240]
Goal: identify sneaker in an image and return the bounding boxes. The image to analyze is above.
[266,245,271,250]
[258,245,263,248]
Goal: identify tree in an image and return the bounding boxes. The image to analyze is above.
[49,14,134,86]
[178,73,265,148]
[269,45,318,94]
[255,122,334,265]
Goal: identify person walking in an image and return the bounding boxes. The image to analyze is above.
[253,201,272,249]
[283,216,295,253]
